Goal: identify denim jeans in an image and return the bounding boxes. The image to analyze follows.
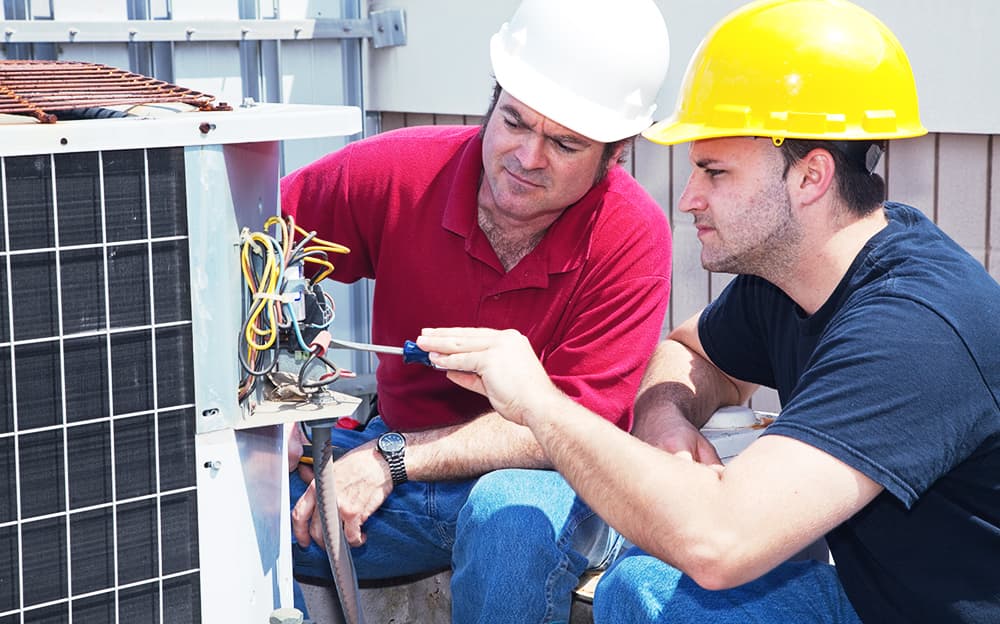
[593,546,862,624]
[291,417,620,624]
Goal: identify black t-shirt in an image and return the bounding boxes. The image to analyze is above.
[699,203,1000,623]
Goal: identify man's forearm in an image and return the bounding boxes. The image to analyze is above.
[635,340,735,429]
[517,389,733,575]
[402,411,551,481]
[635,331,752,431]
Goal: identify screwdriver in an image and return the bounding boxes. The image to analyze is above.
[326,336,434,367]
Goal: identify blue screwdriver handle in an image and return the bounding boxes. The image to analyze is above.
[402,340,433,366]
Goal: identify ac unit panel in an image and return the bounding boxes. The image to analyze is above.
[0,103,360,623]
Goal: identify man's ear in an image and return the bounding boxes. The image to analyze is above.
[789,148,836,206]
[605,143,627,174]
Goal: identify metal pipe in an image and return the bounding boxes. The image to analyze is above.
[312,427,367,624]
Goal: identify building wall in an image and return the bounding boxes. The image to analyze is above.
[367,1,1000,136]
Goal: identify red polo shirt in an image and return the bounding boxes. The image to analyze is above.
[281,126,671,431]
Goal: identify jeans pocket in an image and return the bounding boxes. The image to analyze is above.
[571,513,625,571]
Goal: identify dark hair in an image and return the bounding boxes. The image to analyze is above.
[777,139,886,217]
[480,81,632,181]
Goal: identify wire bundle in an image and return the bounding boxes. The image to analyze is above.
[237,215,351,402]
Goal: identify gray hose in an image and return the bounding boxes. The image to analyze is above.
[314,437,366,624]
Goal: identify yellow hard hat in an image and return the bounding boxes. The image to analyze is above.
[643,0,927,147]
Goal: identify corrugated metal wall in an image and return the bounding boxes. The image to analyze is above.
[0,0,355,171]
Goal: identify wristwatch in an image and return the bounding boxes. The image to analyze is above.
[376,431,408,486]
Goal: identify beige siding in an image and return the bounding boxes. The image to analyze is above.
[379,112,484,132]
[886,134,937,219]
[937,135,991,265]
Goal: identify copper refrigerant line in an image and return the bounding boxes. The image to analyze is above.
[0,59,231,123]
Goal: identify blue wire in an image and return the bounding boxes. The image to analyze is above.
[285,303,312,352]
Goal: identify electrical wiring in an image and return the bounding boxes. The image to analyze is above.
[241,231,285,351]
[286,218,350,286]
[297,349,342,394]
[237,215,351,402]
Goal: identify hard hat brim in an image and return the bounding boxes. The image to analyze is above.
[642,116,928,147]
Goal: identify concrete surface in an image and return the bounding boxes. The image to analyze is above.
[300,569,596,624]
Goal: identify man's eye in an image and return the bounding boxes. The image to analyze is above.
[553,140,579,154]
[705,168,725,177]
[503,118,519,129]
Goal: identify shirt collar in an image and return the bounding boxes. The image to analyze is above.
[441,130,608,284]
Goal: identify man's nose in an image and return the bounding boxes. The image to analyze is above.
[515,134,548,170]
[678,175,707,213]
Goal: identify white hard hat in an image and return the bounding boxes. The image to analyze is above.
[490,0,670,143]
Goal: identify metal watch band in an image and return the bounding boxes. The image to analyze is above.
[387,455,408,487]
[377,431,408,487]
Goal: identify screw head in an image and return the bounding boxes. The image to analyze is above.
[269,607,304,624]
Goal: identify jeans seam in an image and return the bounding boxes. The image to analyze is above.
[542,553,573,624]
[427,479,457,550]
[540,500,594,623]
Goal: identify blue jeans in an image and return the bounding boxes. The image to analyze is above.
[291,417,620,623]
[593,546,862,624]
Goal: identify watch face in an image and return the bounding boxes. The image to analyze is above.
[379,432,405,454]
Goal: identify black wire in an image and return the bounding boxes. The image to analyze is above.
[313,290,335,326]
[289,249,327,266]
[297,349,342,394]
[299,420,313,443]
[289,249,330,286]
[239,236,285,377]
[238,321,279,377]
[288,230,317,264]
[241,222,343,401]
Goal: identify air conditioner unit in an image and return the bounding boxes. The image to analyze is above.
[0,98,361,623]
[702,406,776,462]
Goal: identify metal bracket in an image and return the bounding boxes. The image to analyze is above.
[369,8,407,49]
[0,10,408,47]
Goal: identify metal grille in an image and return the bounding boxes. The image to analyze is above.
[0,61,231,123]
[0,147,200,622]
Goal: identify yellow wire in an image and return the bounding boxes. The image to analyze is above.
[303,256,336,284]
[241,231,281,351]
[293,222,351,255]
[238,215,353,392]
[264,215,293,267]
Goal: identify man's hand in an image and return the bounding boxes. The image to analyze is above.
[291,478,324,547]
[633,406,723,469]
[291,442,394,549]
[416,328,558,426]
[287,422,308,473]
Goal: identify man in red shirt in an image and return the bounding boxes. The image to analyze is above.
[282,0,672,619]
